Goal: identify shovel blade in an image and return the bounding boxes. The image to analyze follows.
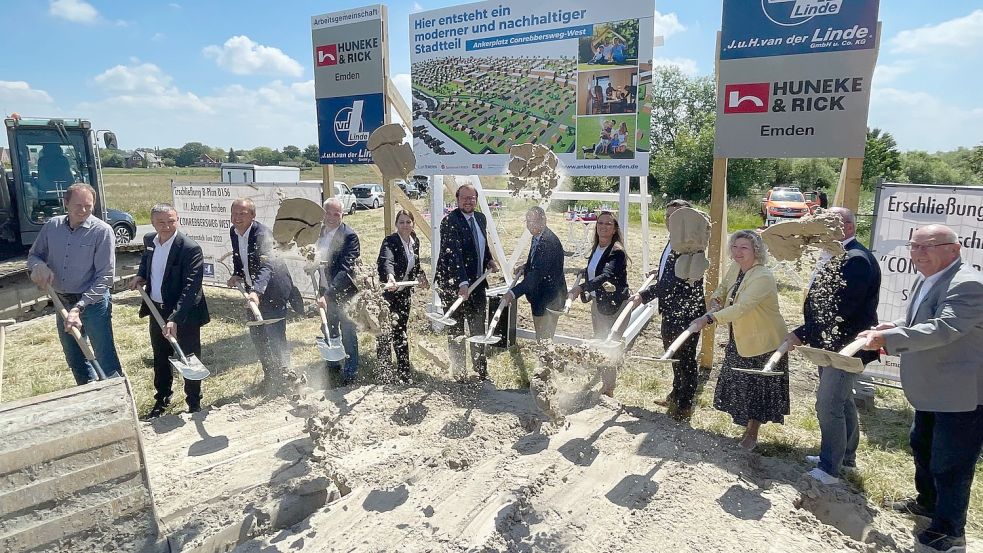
[730,367,784,376]
[247,317,284,327]
[468,335,501,345]
[170,354,210,380]
[316,336,347,362]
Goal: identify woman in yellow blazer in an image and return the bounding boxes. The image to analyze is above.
[690,229,789,451]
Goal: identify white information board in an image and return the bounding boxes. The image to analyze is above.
[866,182,983,382]
[171,181,322,296]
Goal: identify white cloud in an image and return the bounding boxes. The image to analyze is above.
[653,57,698,76]
[169,3,182,8]
[49,0,99,24]
[868,87,983,151]
[872,62,912,86]
[89,63,210,114]
[0,81,57,118]
[653,11,685,40]
[890,9,983,54]
[152,33,165,42]
[203,36,304,77]
[411,2,423,13]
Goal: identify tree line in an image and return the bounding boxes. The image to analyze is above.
[102,143,322,168]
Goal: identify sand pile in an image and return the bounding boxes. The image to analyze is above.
[507,143,561,200]
[761,212,845,263]
[223,385,918,552]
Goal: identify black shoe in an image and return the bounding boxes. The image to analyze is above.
[917,529,966,552]
[147,402,167,419]
[188,403,201,414]
[889,498,935,519]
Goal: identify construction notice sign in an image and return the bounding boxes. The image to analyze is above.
[714,0,880,159]
[865,182,983,382]
[312,5,386,165]
[171,181,322,296]
[410,0,654,176]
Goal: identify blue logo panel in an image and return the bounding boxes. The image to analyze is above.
[720,0,879,60]
[317,93,385,164]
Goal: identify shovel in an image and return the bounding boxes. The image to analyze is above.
[643,321,703,366]
[384,280,419,292]
[468,298,509,345]
[547,274,583,316]
[425,271,491,328]
[48,290,107,380]
[235,283,284,327]
[136,288,210,380]
[587,273,657,355]
[731,339,790,376]
[315,303,346,363]
[793,337,867,374]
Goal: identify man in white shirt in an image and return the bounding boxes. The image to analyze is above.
[131,204,210,417]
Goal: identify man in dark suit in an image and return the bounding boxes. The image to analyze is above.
[131,204,209,417]
[787,207,881,485]
[228,198,294,391]
[630,199,705,422]
[316,197,360,385]
[435,183,499,378]
[501,206,566,341]
[861,224,983,552]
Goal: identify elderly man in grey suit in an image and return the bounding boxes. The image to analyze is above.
[861,224,983,553]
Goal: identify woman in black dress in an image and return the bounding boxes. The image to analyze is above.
[690,230,789,450]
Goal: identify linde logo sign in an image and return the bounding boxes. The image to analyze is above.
[763,0,844,26]
[723,77,865,115]
[724,83,769,114]
[333,100,371,146]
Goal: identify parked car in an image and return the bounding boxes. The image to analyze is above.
[106,208,136,246]
[398,180,421,199]
[352,183,385,209]
[412,175,429,194]
[333,181,357,215]
[760,186,811,226]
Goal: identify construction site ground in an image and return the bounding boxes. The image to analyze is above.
[2,202,981,551]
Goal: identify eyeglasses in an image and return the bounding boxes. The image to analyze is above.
[907,242,955,252]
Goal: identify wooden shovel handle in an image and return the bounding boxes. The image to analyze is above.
[839,337,867,358]
[48,291,98,361]
[236,284,265,321]
[762,340,792,372]
[661,322,702,360]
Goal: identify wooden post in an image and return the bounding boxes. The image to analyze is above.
[0,319,15,403]
[379,4,395,236]
[639,175,650,274]
[322,165,334,201]
[833,157,863,212]
[700,157,728,370]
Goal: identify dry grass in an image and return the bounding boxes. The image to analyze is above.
[4,171,981,537]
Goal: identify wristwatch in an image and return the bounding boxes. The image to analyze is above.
[704,314,714,325]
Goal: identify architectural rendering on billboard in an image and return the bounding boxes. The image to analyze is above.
[410,0,654,176]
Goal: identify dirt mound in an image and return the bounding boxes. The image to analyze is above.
[227,384,918,552]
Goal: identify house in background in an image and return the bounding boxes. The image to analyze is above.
[125,149,163,168]
[192,153,220,167]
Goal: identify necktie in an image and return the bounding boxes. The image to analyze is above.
[469,216,481,261]
[529,236,540,264]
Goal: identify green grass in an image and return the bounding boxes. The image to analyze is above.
[575,115,636,160]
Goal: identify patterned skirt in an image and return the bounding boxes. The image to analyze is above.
[713,334,790,427]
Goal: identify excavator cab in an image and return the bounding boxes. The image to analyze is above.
[3,117,112,246]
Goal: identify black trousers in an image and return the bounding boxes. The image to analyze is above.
[377,289,411,376]
[148,310,202,408]
[661,317,700,410]
[248,301,289,382]
[440,289,487,377]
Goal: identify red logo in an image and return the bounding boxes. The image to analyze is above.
[316,44,338,67]
[472,163,483,169]
[723,83,769,114]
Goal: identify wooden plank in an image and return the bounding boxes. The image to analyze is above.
[0,453,139,518]
[389,184,432,242]
[0,376,122,415]
[0,419,134,475]
[833,157,863,213]
[699,157,728,370]
[0,488,148,553]
[323,165,334,201]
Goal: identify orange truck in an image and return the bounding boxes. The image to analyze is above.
[760,186,812,226]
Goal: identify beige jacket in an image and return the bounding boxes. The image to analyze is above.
[711,262,788,357]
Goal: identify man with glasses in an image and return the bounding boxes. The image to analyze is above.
[435,183,499,380]
[785,207,880,485]
[860,224,983,553]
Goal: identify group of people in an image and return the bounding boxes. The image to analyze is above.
[591,120,629,157]
[587,38,628,65]
[26,183,983,551]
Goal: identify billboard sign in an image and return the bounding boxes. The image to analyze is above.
[312,5,386,164]
[172,181,323,296]
[409,0,654,176]
[714,0,880,159]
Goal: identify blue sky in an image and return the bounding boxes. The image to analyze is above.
[1,0,979,152]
